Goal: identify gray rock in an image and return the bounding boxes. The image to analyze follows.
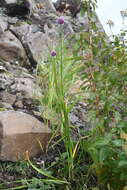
[0,73,14,90]
[1,0,55,18]
[1,0,35,17]
[0,102,13,110]
[0,31,27,63]
[10,16,74,64]
[10,23,48,65]
[0,91,16,105]
[54,0,81,17]
[0,111,51,161]
[4,0,17,4]
[69,102,90,131]
[10,77,35,98]
[14,100,23,109]
[0,16,8,35]
[36,0,56,13]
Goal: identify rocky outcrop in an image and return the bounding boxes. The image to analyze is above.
[0,111,51,161]
[0,0,105,161]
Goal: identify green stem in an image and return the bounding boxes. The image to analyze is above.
[60,33,64,97]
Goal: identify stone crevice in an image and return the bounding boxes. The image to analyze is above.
[9,28,37,69]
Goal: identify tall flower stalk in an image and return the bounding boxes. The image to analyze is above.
[39,17,81,180]
[107,19,114,36]
[53,18,74,179]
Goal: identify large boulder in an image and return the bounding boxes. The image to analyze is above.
[0,111,51,161]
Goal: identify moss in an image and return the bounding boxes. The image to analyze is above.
[0,108,7,111]
[14,20,28,27]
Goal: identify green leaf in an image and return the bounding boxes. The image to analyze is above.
[99,146,111,163]
[28,160,68,184]
[120,173,127,180]
[113,139,123,147]
[118,160,127,168]
[94,139,109,147]
[114,111,121,122]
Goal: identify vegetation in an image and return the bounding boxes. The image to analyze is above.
[1,0,127,189]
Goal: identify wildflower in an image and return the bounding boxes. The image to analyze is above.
[107,19,114,27]
[57,17,65,24]
[51,51,56,57]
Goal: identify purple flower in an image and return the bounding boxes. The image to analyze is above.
[51,51,56,57]
[57,17,65,24]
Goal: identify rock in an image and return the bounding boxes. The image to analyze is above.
[14,100,23,109]
[0,102,13,110]
[35,0,56,13]
[10,16,74,65]
[0,17,8,35]
[0,65,40,115]
[0,111,51,161]
[0,91,16,105]
[69,102,90,131]
[2,0,35,17]
[4,0,17,4]
[10,77,35,99]
[1,0,56,17]
[10,23,47,66]
[40,0,56,13]
[0,73,14,90]
[54,0,81,17]
[0,60,33,76]
[0,31,27,63]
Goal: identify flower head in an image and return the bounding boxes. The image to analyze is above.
[107,19,114,27]
[57,17,65,25]
[51,51,56,57]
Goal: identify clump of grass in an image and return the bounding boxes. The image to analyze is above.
[36,17,85,184]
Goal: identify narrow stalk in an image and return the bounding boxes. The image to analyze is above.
[58,33,74,179]
[60,33,64,97]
